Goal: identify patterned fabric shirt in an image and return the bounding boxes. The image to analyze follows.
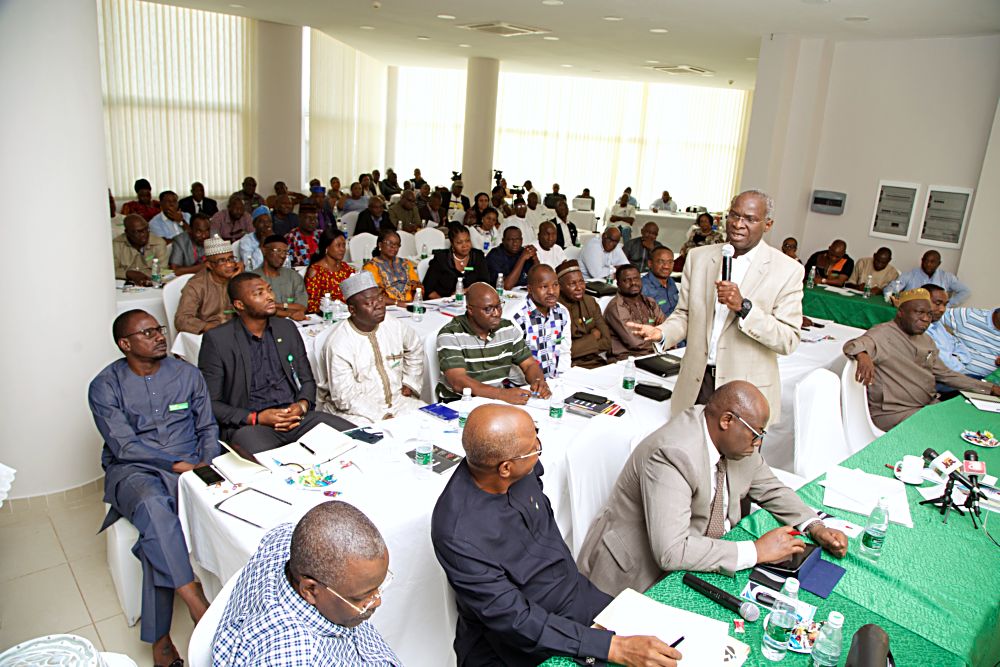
[213,523,401,667]
[286,228,322,266]
[940,308,1000,378]
[511,297,572,378]
[436,315,533,400]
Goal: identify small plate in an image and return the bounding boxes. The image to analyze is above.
[961,430,999,448]
[789,620,824,654]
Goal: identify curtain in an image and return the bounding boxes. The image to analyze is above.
[391,67,466,187]
[306,28,386,187]
[97,0,257,200]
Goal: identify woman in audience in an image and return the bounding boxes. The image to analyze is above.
[359,173,377,199]
[469,206,502,254]
[364,228,422,305]
[305,230,355,311]
[423,222,491,299]
[342,182,369,214]
[473,191,491,216]
[680,212,724,256]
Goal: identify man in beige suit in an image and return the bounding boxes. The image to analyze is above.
[578,382,847,595]
[627,190,802,423]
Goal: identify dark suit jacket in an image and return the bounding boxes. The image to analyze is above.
[443,193,470,212]
[198,317,316,439]
[419,204,447,226]
[179,195,218,217]
[354,210,397,237]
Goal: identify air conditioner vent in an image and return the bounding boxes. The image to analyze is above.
[652,64,715,76]
[461,22,549,37]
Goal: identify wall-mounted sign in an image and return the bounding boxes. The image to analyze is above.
[869,180,919,242]
[918,186,973,249]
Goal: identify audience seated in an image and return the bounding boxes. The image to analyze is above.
[418,190,446,227]
[411,168,427,190]
[416,182,432,207]
[355,196,395,237]
[469,206,502,253]
[557,259,612,368]
[285,205,322,267]
[234,205,273,271]
[325,176,346,214]
[175,235,242,334]
[940,305,1000,379]
[845,246,898,291]
[608,192,636,234]
[264,180,304,210]
[605,264,666,360]
[360,172,377,199]
[307,186,336,232]
[804,239,853,287]
[149,190,189,241]
[251,234,307,321]
[213,502,400,665]
[887,249,970,305]
[578,381,848,593]
[649,190,678,212]
[579,226,628,281]
[305,232,355,311]
[120,178,161,221]
[210,195,253,242]
[431,404,679,667]
[576,187,595,210]
[436,284,551,403]
[843,288,998,431]
[113,214,169,285]
[231,176,264,210]
[316,273,425,424]
[179,181,218,217]
[341,181,369,214]
[511,265,572,378]
[363,229,422,305]
[424,223,490,299]
[535,221,568,268]
[781,236,800,263]
[270,194,299,237]
[680,212,724,256]
[444,179,470,213]
[524,191,548,231]
[623,221,664,269]
[198,272,353,458]
[487,226,536,289]
[642,247,679,318]
[168,212,212,276]
[388,189,421,233]
[471,191,491,218]
[89,310,216,666]
[500,197,538,245]
[552,200,579,248]
[923,283,973,376]
[379,168,402,198]
[623,186,638,207]
[490,185,513,218]
[543,182,567,209]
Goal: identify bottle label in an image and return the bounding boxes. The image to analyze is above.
[622,378,636,390]
[415,448,433,467]
[549,406,564,419]
[458,415,467,428]
[413,306,426,314]
[455,293,464,302]
[861,530,884,550]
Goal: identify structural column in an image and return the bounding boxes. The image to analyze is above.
[461,57,500,196]
[0,0,115,497]
[255,21,303,190]
[385,65,399,171]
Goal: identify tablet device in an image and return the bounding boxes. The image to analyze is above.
[420,403,460,421]
[760,543,818,577]
[193,465,225,486]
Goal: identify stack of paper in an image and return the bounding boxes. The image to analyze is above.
[821,466,913,527]
[961,391,1000,414]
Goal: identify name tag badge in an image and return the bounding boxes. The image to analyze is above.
[168,402,189,412]
[657,299,667,305]
[464,266,474,272]
[647,318,656,324]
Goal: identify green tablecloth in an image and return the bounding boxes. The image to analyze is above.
[802,286,897,330]
[542,398,1000,667]
[985,368,1000,384]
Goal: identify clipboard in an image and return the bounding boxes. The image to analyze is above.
[214,486,293,529]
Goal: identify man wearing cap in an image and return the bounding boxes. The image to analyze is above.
[605,264,667,360]
[251,235,306,321]
[444,180,470,213]
[149,190,190,242]
[121,178,161,221]
[315,273,425,424]
[235,205,274,271]
[557,260,612,368]
[211,195,254,242]
[232,176,265,211]
[175,235,243,334]
[199,273,355,458]
[843,288,1000,430]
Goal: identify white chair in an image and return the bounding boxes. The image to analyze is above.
[341,210,361,237]
[162,272,193,341]
[389,193,401,204]
[348,233,377,267]
[840,360,885,454]
[421,327,442,402]
[104,505,142,627]
[187,567,244,667]
[772,467,808,491]
[565,245,582,261]
[397,229,418,259]
[417,257,432,283]
[415,226,447,254]
[793,368,851,480]
[565,416,633,558]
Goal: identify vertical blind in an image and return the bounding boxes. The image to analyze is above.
[97,0,257,200]
[391,67,466,187]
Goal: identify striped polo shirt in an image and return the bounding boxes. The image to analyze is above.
[436,315,533,401]
[940,308,1000,378]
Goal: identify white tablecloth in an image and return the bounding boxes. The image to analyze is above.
[115,288,168,339]
[632,210,699,253]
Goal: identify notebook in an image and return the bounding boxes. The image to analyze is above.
[635,354,683,378]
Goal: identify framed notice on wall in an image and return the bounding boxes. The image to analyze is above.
[869,180,919,241]
[918,186,973,249]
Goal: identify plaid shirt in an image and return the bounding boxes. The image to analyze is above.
[213,523,401,666]
[511,297,572,378]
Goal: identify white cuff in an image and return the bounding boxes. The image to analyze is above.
[797,517,821,533]
[736,540,758,571]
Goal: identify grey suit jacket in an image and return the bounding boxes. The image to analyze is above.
[577,406,815,595]
[656,241,803,423]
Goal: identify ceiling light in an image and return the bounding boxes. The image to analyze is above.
[417,35,430,40]
[561,64,573,68]
[603,16,623,21]
[844,15,870,22]
[360,25,375,30]
[745,56,758,61]
[649,28,668,34]
[543,36,560,41]
[436,14,456,20]
[228,3,243,6]
[541,0,565,5]
[645,59,659,64]
[458,43,471,48]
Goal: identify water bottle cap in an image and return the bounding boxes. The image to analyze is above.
[784,578,800,594]
[462,387,472,397]
[827,611,844,628]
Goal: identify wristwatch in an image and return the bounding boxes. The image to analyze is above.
[738,298,753,319]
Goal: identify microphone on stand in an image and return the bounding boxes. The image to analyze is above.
[922,448,978,491]
[721,244,735,282]
[682,573,760,622]
[964,450,984,516]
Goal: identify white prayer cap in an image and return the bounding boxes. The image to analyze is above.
[340,272,378,302]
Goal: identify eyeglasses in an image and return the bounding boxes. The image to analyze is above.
[265,247,289,255]
[730,412,766,446]
[208,256,238,265]
[726,211,763,225]
[122,325,167,340]
[508,428,543,462]
[472,303,503,315]
[308,569,394,615]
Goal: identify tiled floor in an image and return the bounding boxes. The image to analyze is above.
[0,487,194,665]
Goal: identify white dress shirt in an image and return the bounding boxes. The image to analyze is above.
[707,243,759,365]
[579,236,629,281]
[535,244,567,269]
[500,216,538,246]
[649,198,678,212]
[701,417,758,570]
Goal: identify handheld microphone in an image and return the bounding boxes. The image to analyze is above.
[721,244,735,282]
[682,573,760,622]
[964,450,983,515]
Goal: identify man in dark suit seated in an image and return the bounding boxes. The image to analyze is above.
[354,197,395,237]
[179,181,218,217]
[543,182,567,209]
[198,273,354,458]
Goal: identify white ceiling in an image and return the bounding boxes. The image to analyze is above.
[156,0,1000,90]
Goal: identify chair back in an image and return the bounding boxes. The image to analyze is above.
[840,360,885,454]
[572,197,593,212]
[565,245,582,261]
[415,227,447,253]
[448,208,466,223]
[421,327,442,402]
[187,567,244,667]
[417,257,432,283]
[341,210,361,237]
[348,233,378,268]
[794,368,850,480]
[162,272,194,341]
[390,193,401,204]
[397,229,418,259]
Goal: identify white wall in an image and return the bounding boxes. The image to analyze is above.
[255,21,303,192]
[957,98,1000,308]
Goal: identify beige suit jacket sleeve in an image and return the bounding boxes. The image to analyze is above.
[740,452,816,528]
[736,251,803,356]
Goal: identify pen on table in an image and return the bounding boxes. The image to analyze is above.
[884,463,896,471]
[299,441,316,455]
[788,530,803,537]
[670,636,684,649]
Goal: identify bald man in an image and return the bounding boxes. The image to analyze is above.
[804,239,853,287]
[213,501,400,664]
[511,265,572,378]
[432,405,682,667]
[887,249,971,305]
[622,221,665,270]
[579,382,847,592]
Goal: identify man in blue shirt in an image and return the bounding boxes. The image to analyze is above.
[487,226,536,289]
[923,283,973,374]
[89,309,219,667]
[885,249,971,305]
[941,306,1000,379]
[431,404,681,667]
[641,246,679,318]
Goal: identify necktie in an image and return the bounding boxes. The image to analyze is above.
[195,200,201,213]
[705,458,728,539]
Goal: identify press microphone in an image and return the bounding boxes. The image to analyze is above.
[922,448,978,491]
[721,244,735,282]
[682,573,760,622]
[964,450,984,515]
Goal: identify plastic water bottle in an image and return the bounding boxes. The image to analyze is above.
[860,496,889,560]
[320,293,333,325]
[761,578,800,661]
[420,243,429,259]
[549,396,565,421]
[621,358,636,401]
[806,266,817,289]
[455,280,465,304]
[606,272,614,286]
[457,388,473,428]
[496,273,505,298]
[863,274,873,299]
[811,611,845,666]
[151,258,161,287]
[412,288,424,322]
[333,300,348,321]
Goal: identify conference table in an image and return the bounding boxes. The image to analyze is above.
[546,397,1000,667]
[802,285,897,330]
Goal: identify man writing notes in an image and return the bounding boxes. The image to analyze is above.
[578,382,847,592]
[316,272,424,425]
[432,404,682,667]
[89,310,217,667]
[627,189,803,422]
